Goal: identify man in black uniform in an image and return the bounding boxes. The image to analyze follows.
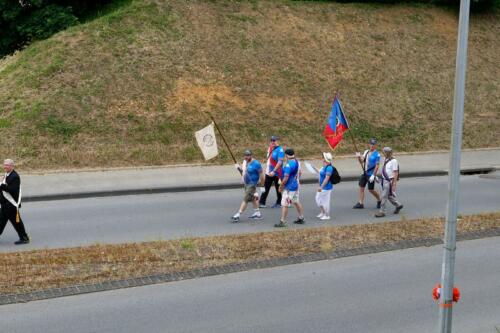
[0,159,29,245]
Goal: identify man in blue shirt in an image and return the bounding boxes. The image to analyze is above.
[259,135,285,208]
[353,138,382,209]
[231,149,265,223]
[275,148,304,227]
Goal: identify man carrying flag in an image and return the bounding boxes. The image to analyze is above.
[231,150,265,223]
[322,96,349,150]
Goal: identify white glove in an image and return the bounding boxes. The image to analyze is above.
[355,152,361,158]
[369,174,375,183]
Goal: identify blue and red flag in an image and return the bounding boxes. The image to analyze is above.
[322,96,349,150]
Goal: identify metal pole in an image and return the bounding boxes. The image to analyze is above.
[439,0,470,331]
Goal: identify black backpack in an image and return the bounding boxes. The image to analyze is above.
[327,164,341,184]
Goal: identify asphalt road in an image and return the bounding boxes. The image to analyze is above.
[0,237,498,333]
[0,174,498,252]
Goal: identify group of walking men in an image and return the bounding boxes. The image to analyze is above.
[232,136,403,227]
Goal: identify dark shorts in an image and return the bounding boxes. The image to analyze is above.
[358,174,375,190]
[243,185,257,203]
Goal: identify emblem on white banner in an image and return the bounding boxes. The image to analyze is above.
[195,122,219,160]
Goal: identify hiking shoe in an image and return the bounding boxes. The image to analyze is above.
[293,217,305,225]
[259,204,267,208]
[231,216,240,223]
[353,202,364,209]
[394,205,404,214]
[15,237,30,245]
[271,203,282,208]
[377,201,382,209]
[274,221,287,228]
[249,213,263,220]
[374,212,386,218]
[320,215,330,220]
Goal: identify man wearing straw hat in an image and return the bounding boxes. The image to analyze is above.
[0,159,30,244]
[313,152,335,220]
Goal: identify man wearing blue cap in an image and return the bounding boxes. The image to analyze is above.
[353,138,382,209]
[231,149,265,223]
[259,135,285,208]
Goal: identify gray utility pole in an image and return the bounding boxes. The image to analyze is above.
[438,0,471,331]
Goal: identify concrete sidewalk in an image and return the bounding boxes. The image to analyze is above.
[21,148,500,201]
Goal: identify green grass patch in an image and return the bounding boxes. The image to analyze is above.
[39,116,81,141]
[0,212,498,295]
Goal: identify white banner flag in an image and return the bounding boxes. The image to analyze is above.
[195,122,218,160]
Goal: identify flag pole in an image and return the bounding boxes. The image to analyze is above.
[439,0,470,330]
[208,113,242,175]
[333,92,365,174]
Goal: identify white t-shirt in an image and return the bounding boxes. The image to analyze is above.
[382,158,399,179]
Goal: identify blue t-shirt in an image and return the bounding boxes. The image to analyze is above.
[244,159,262,185]
[268,146,285,176]
[283,159,300,191]
[364,150,380,176]
[319,164,334,191]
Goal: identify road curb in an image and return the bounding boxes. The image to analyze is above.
[22,167,495,202]
[1,227,498,306]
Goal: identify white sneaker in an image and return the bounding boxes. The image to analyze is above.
[316,213,324,218]
[249,212,263,220]
[320,215,330,220]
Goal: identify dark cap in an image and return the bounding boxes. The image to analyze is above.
[369,138,377,145]
[243,149,252,156]
[270,135,279,141]
[284,148,294,156]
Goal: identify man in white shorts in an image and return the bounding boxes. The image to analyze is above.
[275,148,304,227]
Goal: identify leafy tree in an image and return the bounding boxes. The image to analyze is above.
[0,0,108,56]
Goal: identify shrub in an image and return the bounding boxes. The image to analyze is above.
[0,0,112,57]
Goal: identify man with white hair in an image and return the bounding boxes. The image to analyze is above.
[375,147,403,218]
[0,159,29,244]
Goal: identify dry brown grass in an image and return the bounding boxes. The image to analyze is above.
[0,1,499,170]
[1,212,498,295]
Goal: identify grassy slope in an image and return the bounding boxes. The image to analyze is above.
[0,0,498,169]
